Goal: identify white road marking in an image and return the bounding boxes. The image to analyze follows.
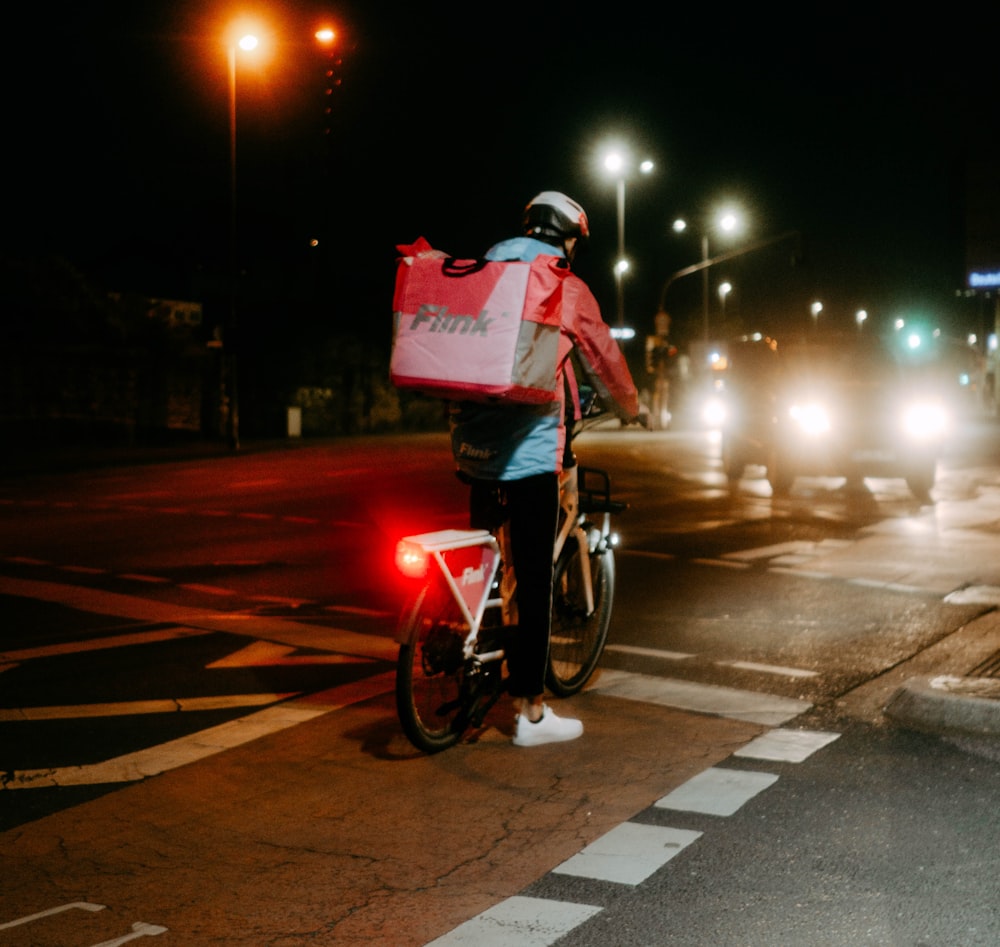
[734,728,841,762]
[324,604,394,618]
[178,582,237,596]
[618,549,677,561]
[603,643,695,661]
[425,896,602,946]
[944,584,1000,605]
[1,672,396,790]
[0,626,210,662]
[654,767,779,816]
[719,660,818,678]
[590,669,811,726]
[0,901,105,930]
[553,822,702,885]
[725,541,817,561]
[0,693,298,721]
[692,557,751,569]
[207,640,371,668]
[91,921,168,945]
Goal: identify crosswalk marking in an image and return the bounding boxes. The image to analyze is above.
[590,669,812,726]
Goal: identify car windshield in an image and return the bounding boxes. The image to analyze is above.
[780,336,902,384]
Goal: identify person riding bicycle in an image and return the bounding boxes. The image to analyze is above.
[448,191,641,747]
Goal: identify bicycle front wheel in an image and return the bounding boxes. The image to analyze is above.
[546,540,615,697]
[396,576,471,753]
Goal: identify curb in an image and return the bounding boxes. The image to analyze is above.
[885,675,1000,746]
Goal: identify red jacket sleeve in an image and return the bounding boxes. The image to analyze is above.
[560,274,640,419]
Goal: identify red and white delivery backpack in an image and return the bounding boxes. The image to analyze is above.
[390,239,568,404]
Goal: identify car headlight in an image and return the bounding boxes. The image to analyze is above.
[788,401,831,437]
[702,396,727,428]
[901,401,948,441]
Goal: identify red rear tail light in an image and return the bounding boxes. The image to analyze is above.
[395,540,430,579]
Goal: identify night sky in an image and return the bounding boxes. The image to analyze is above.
[9,2,999,348]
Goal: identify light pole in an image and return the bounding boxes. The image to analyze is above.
[226,31,259,450]
[718,281,733,326]
[673,207,745,342]
[811,300,823,330]
[602,149,653,328]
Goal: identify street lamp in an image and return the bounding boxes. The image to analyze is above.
[225,29,262,451]
[673,207,745,341]
[601,148,653,328]
[811,301,823,330]
[718,281,733,326]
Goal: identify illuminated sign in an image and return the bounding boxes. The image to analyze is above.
[969,270,1000,289]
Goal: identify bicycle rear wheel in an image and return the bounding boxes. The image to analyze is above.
[395,575,472,753]
[546,540,615,697]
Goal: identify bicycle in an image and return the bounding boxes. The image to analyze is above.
[394,424,626,753]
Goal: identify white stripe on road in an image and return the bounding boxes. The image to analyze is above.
[553,822,702,885]
[0,902,106,930]
[0,693,299,721]
[603,643,695,661]
[734,727,841,762]
[0,626,211,663]
[425,896,602,946]
[1,672,395,790]
[654,767,779,816]
[719,660,818,678]
[0,576,399,662]
[590,669,811,726]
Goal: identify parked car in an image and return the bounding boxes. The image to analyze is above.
[718,331,950,501]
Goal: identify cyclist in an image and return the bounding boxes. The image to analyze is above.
[448,191,641,747]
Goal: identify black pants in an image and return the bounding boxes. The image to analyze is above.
[469,472,560,699]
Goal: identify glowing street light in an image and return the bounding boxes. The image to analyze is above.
[673,206,745,341]
[718,281,733,325]
[601,146,653,328]
[225,28,265,450]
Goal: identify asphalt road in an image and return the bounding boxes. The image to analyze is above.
[3,420,1000,944]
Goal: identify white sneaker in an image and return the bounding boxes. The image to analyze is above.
[512,705,583,747]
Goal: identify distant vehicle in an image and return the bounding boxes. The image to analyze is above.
[716,332,950,501]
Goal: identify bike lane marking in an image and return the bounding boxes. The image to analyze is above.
[0,901,106,929]
[0,576,398,661]
[427,726,841,946]
[0,576,398,790]
[2,672,396,789]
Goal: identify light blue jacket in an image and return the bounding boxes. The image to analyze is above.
[448,236,638,481]
[448,238,564,481]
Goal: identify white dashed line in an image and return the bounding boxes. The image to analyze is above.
[603,643,695,661]
[734,728,841,762]
[654,767,779,816]
[719,660,818,678]
[425,896,602,946]
[553,822,703,885]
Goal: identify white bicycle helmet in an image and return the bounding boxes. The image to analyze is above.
[523,191,590,244]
